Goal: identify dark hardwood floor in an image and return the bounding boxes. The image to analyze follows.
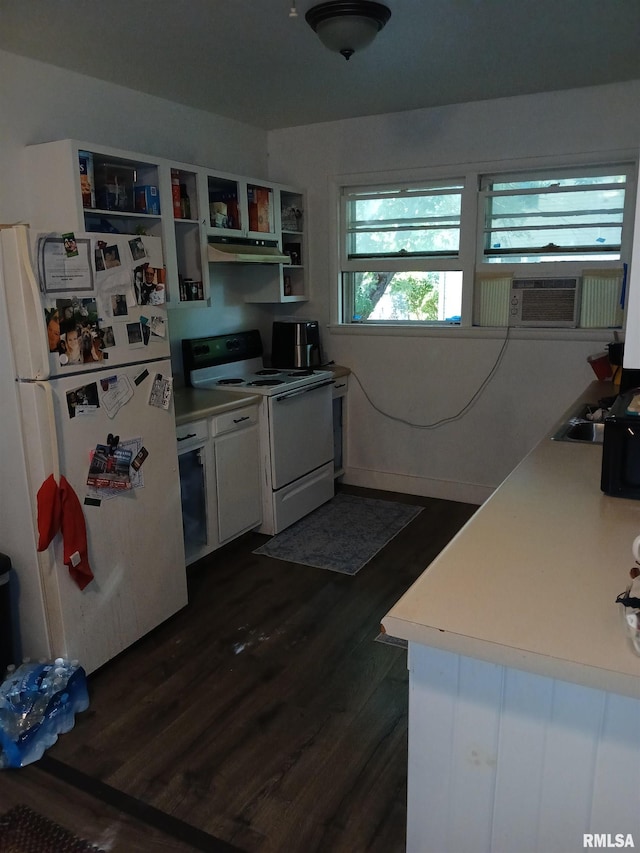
[0,486,476,852]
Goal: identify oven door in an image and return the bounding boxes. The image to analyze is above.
[269,380,334,489]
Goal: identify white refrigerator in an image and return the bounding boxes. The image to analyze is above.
[0,225,187,675]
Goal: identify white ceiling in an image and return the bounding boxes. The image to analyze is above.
[1,0,639,131]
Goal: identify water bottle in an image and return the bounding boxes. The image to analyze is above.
[0,657,89,768]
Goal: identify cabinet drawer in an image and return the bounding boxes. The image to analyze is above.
[211,405,259,436]
[176,419,208,449]
[332,376,348,397]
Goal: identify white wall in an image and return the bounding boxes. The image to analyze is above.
[268,82,640,502]
[0,49,278,364]
[3,48,640,502]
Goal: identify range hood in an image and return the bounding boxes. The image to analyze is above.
[207,236,289,264]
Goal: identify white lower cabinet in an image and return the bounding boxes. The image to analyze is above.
[177,405,261,564]
[211,406,261,545]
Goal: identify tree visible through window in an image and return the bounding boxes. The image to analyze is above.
[343,181,464,322]
[352,271,460,322]
[340,162,634,326]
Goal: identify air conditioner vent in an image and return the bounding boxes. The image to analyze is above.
[510,278,579,327]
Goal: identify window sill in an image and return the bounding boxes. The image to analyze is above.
[327,323,622,342]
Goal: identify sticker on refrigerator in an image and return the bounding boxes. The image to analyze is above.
[62,232,79,258]
[66,382,100,418]
[56,296,103,364]
[148,374,173,410]
[99,374,134,419]
[87,443,132,491]
[37,235,94,293]
[149,316,166,338]
[128,237,148,263]
[111,294,128,316]
[96,244,121,271]
[50,297,104,365]
[134,264,166,306]
[126,321,144,347]
[85,436,145,501]
[131,446,148,471]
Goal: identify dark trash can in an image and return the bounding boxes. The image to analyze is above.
[0,553,14,674]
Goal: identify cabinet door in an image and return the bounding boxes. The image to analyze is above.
[178,447,209,563]
[214,424,261,544]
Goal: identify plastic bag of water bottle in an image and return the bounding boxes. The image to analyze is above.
[0,658,89,769]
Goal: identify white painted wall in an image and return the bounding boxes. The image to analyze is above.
[268,83,640,501]
[2,47,640,502]
[0,49,278,367]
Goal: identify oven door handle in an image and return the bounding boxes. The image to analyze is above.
[274,379,333,402]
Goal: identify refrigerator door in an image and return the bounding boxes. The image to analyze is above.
[0,245,50,661]
[17,358,187,674]
[2,226,170,381]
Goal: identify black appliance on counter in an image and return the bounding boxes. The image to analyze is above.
[271,320,322,369]
[601,388,640,498]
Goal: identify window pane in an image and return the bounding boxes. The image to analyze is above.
[348,271,462,323]
[349,227,460,256]
[487,227,623,253]
[345,184,462,258]
[483,173,627,262]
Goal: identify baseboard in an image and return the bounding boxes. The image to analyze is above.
[342,466,494,505]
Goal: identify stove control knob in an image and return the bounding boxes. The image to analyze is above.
[226,338,239,350]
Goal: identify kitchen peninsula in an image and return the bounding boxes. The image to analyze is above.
[382,380,640,853]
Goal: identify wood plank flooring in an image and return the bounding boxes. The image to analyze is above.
[0,486,476,852]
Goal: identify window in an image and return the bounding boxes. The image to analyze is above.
[339,162,635,328]
[341,181,465,323]
[481,167,629,263]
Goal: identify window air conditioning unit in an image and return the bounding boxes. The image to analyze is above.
[509,277,580,328]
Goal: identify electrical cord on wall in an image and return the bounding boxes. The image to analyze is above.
[347,326,511,430]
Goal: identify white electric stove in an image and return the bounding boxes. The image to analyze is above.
[182,331,335,535]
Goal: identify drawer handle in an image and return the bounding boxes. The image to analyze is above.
[233,415,250,424]
[177,432,197,441]
[334,382,346,389]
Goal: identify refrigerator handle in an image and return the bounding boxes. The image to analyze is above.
[35,380,60,482]
[16,225,50,380]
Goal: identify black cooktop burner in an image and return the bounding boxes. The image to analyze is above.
[217,378,245,385]
[248,379,284,386]
[256,369,280,376]
[288,369,314,377]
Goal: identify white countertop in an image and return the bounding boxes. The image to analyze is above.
[174,387,260,426]
[382,381,640,698]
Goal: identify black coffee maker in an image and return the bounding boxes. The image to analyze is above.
[271,320,322,369]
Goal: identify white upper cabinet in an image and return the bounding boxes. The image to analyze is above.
[24,139,308,307]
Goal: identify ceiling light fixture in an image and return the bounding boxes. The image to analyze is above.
[305,1,391,61]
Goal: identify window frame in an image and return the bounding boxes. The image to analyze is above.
[340,175,477,325]
[334,157,637,330]
[479,164,632,264]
